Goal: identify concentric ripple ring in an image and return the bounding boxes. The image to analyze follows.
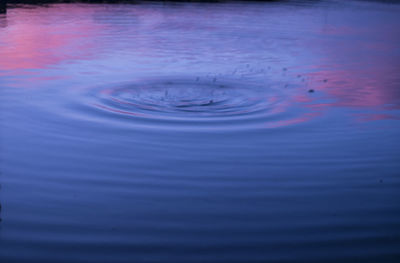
[71,77,314,130]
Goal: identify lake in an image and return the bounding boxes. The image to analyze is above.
[0,1,400,262]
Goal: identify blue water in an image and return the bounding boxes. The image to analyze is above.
[1,1,400,262]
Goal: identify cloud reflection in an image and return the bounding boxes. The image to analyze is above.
[0,5,105,71]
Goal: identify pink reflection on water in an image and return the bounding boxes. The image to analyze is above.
[0,3,398,127]
[0,5,106,71]
[267,111,321,129]
[293,15,400,123]
[299,68,400,122]
[355,113,400,122]
[290,67,400,124]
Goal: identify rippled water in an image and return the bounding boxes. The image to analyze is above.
[1,1,400,262]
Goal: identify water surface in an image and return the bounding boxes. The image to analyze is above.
[1,1,400,262]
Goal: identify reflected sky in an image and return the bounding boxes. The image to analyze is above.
[0,2,399,122]
[0,5,105,71]
[1,2,400,263]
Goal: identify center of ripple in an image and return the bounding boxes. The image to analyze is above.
[97,79,274,119]
[76,77,314,130]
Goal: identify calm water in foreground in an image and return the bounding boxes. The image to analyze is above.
[0,1,400,262]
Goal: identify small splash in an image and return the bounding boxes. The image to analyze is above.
[76,77,317,130]
[95,79,270,118]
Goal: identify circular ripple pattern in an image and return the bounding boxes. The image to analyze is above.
[80,78,314,130]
